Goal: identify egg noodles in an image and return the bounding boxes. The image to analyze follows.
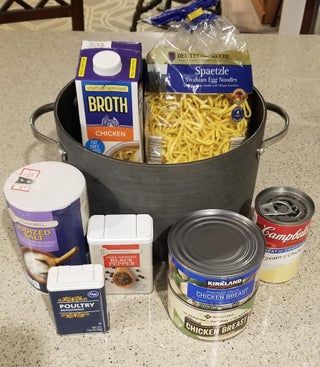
[112,146,139,162]
[145,92,251,164]
[145,3,253,164]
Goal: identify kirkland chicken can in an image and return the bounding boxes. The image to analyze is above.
[168,209,265,310]
[255,187,315,283]
[3,161,89,293]
[168,281,256,341]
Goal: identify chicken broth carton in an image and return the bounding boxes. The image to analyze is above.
[76,41,143,162]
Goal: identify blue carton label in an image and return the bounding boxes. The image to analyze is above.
[167,64,253,94]
[187,279,256,305]
[76,44,143,161]
[49,287,109,334]
[82,81,133,127]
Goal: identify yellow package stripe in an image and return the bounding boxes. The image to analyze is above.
[78,57,87,77]
[129,58,137,79]
[187,8,204,21]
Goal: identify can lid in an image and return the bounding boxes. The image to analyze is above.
[93,50,122,76]
[3,161,86,212]
[47,264,105,292]
[168,209,265,278]
[255,187,315,224]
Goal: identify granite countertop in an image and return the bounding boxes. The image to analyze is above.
[0,32,319,367]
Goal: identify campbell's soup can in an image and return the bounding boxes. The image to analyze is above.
[255,187,315,283]
[4,161,89,292]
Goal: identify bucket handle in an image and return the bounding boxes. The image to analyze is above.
[30,103,67,161]
[257,102,289,156]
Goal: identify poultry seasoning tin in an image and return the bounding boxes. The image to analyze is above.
[47,264,109,335]
[255,187,315,283]
[4,161,89,293]
[168,210,265,312]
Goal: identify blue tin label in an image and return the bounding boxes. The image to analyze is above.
[187,279,256,305]
[169,254,259,307]
[171,255,259,284]
[166,64,253,94]
[49,287,109,335]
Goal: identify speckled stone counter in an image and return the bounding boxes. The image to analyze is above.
[0,32,319,367]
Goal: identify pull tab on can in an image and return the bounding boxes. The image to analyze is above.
[259,200,298,217]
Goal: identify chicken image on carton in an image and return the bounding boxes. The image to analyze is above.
[75,41,143,162]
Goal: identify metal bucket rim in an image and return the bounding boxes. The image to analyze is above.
[54,80,267,167]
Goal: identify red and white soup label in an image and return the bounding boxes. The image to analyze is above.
[255,212,312,283]
[255,213,311,248]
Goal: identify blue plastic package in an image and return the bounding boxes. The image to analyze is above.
[144,0,254,164]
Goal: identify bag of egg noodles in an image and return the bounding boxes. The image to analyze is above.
[144,0,253,164]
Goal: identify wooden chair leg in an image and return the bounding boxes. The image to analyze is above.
[271,0,283,27]
[300,0,320,34]
[164,0,172,10]
[130,0,163,31]
[71,0,84,31]
[130,0,144,32]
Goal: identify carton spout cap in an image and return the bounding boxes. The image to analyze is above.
[93,50,122,76]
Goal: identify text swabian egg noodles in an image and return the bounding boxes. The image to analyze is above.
[145,11,253,164]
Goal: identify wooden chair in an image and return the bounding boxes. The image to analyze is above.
[0,0,84,30]
[255,0,319,34]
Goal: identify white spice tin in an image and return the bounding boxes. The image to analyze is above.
[3,161,89,293]
[87,214,153,294]
[47,264,109,334]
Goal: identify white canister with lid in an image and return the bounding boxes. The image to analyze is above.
[88,214,153,294]
[3,161,89,292]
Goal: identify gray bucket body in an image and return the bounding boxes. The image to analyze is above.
[54,81,266,260]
